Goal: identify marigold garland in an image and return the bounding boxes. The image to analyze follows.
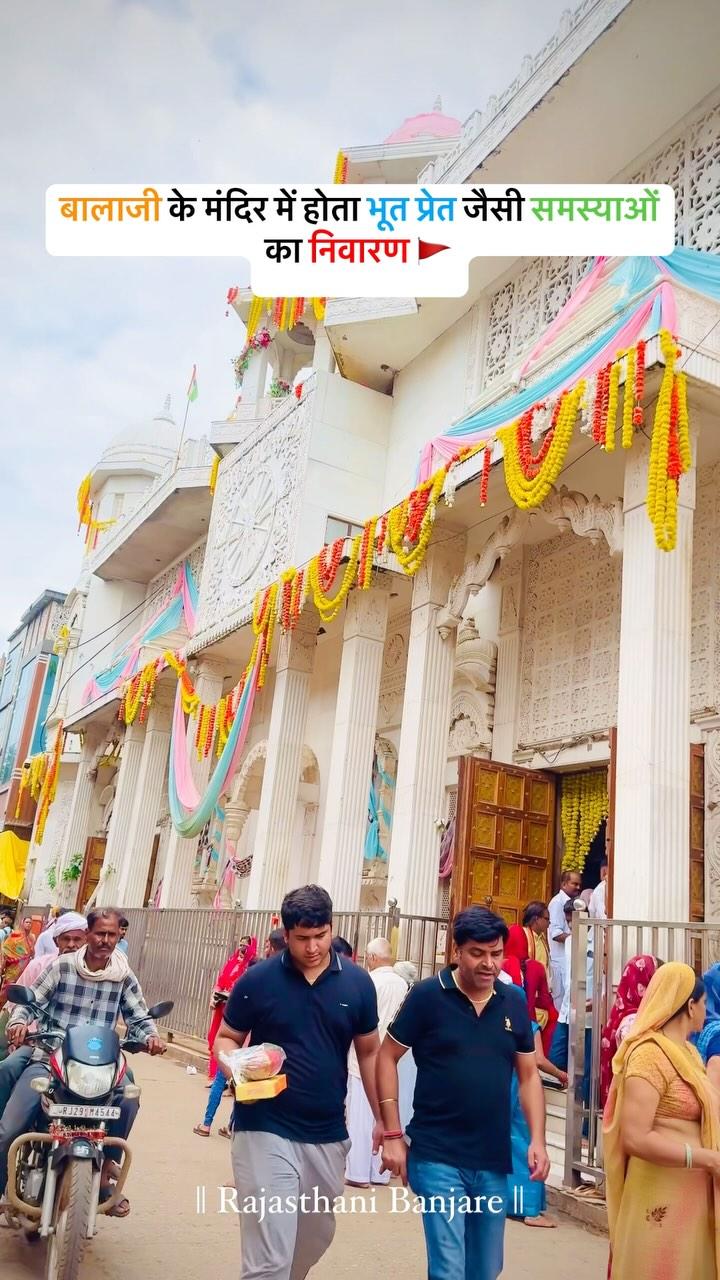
[209,455,220,495]
[385,467,446,575]
[308,536,362,623]
[646,330,689,552]
[604,359,621,453]
[34,724,63,846]
[357,518,377,590]
[561,771,609,873]
[622,346,636,449]
[15,753,49,819]
[498,383,584,510]
[120,658,161,725]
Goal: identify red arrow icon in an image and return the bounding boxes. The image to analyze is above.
[418,240,449,261]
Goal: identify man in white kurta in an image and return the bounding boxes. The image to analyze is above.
[346,938,408,1187]
[547,869,581,1010]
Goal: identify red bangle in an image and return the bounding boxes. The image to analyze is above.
[383,1130,403,1140]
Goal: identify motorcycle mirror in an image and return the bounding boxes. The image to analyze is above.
[5,984,33,1005]
[147,1001,174,1020]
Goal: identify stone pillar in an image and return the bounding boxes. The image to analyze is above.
[58,725,104,879]
[161,662,225,908]
[96,719,147,907]
[613,437,695,920]
[492,549,525,764]
[388,535,466,915]
[245,615,317,909]
[316,586,390,910]
[114,691,173,907]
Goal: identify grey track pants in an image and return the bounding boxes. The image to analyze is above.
[231,1129,350,1280]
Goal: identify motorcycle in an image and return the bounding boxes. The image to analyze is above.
[3,983,174,1280]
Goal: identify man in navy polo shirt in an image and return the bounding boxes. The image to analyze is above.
[377,906,549,1280]
[214,884,381,1280]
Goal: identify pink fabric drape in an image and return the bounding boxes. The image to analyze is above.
[517,256,609,379]
[420,286,666,479]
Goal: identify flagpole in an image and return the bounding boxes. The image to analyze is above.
[175,365,197,473]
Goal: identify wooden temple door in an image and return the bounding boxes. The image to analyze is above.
[451,758,556,927]
[76,836,106,910]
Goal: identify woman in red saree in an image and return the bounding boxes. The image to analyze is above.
[207,935,257,1080]
[503,923,558,1055]
[599,954,660,1109]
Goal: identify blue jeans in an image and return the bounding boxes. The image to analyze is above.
[550,1023,592,1136]
[203,1070,230,1129]
[407,1151,507,1280]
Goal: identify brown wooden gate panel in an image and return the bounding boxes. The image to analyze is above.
[76,836,106,910]
[452,758,556,927]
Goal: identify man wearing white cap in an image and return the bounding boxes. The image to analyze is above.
[0,913,88,1118]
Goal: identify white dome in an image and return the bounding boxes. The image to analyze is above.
[98,396,182,474]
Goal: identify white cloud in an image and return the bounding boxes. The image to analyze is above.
[0,0,570,641]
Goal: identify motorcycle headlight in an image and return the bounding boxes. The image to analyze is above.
[65,1061,116,1099]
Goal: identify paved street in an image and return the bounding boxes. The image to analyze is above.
[0,1055,608,1278]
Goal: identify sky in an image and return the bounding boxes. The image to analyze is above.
[1,0,572,645]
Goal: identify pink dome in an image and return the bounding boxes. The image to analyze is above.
[384,110,461,145]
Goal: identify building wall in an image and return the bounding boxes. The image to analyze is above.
[24,765,77,903]
[299,376,392,563]
[517,532,622,750]
[692,459,720,716]
[382,306,478,505]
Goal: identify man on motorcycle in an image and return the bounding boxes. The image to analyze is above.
[0,913,88,1119]
[0,907,165,1217]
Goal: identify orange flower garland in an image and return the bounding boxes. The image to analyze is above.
[308,535,362,623]
[357,518,377,590]
[646,330,690,552]
[386,467,446,575]
[498,383,585,510]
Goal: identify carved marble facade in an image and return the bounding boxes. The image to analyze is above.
[482,95,720,386]
[139,539,207,631]
[377,612,409,732]
[518,531,621,747]
[195,393,313,645]
[691,461,720,715]
[448,621,497,758]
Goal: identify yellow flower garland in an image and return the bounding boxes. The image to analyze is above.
[498,383,585,510]
[386,467,447,575]
[561,771,609,874]
[646,330,690,552]
[622,346,636,449]
[308,535,362,623]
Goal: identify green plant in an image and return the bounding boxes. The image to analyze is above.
[61,852,84,884]
[46,863,58,892]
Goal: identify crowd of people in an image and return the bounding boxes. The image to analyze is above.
[5,865,720,1278]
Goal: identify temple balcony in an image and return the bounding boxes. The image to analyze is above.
[89,437,214,584]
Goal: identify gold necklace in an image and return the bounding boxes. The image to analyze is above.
[452,972,494,1009]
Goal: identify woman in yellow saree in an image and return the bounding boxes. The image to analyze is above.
[604,961,720,1279]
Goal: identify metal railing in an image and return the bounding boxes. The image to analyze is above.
[117,904,448,1043]
[565,913,720,1189]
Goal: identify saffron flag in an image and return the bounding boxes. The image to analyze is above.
[187,364,199,402]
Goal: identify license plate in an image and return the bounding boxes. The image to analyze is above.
[47,1105,120,1120]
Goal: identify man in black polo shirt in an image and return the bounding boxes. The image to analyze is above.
[377,906,549,1280]
[215,884,381,1280]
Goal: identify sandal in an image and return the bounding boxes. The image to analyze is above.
[218,1126,232,1139]
[99,1187,131,1218]
[193,1124,211,1137]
